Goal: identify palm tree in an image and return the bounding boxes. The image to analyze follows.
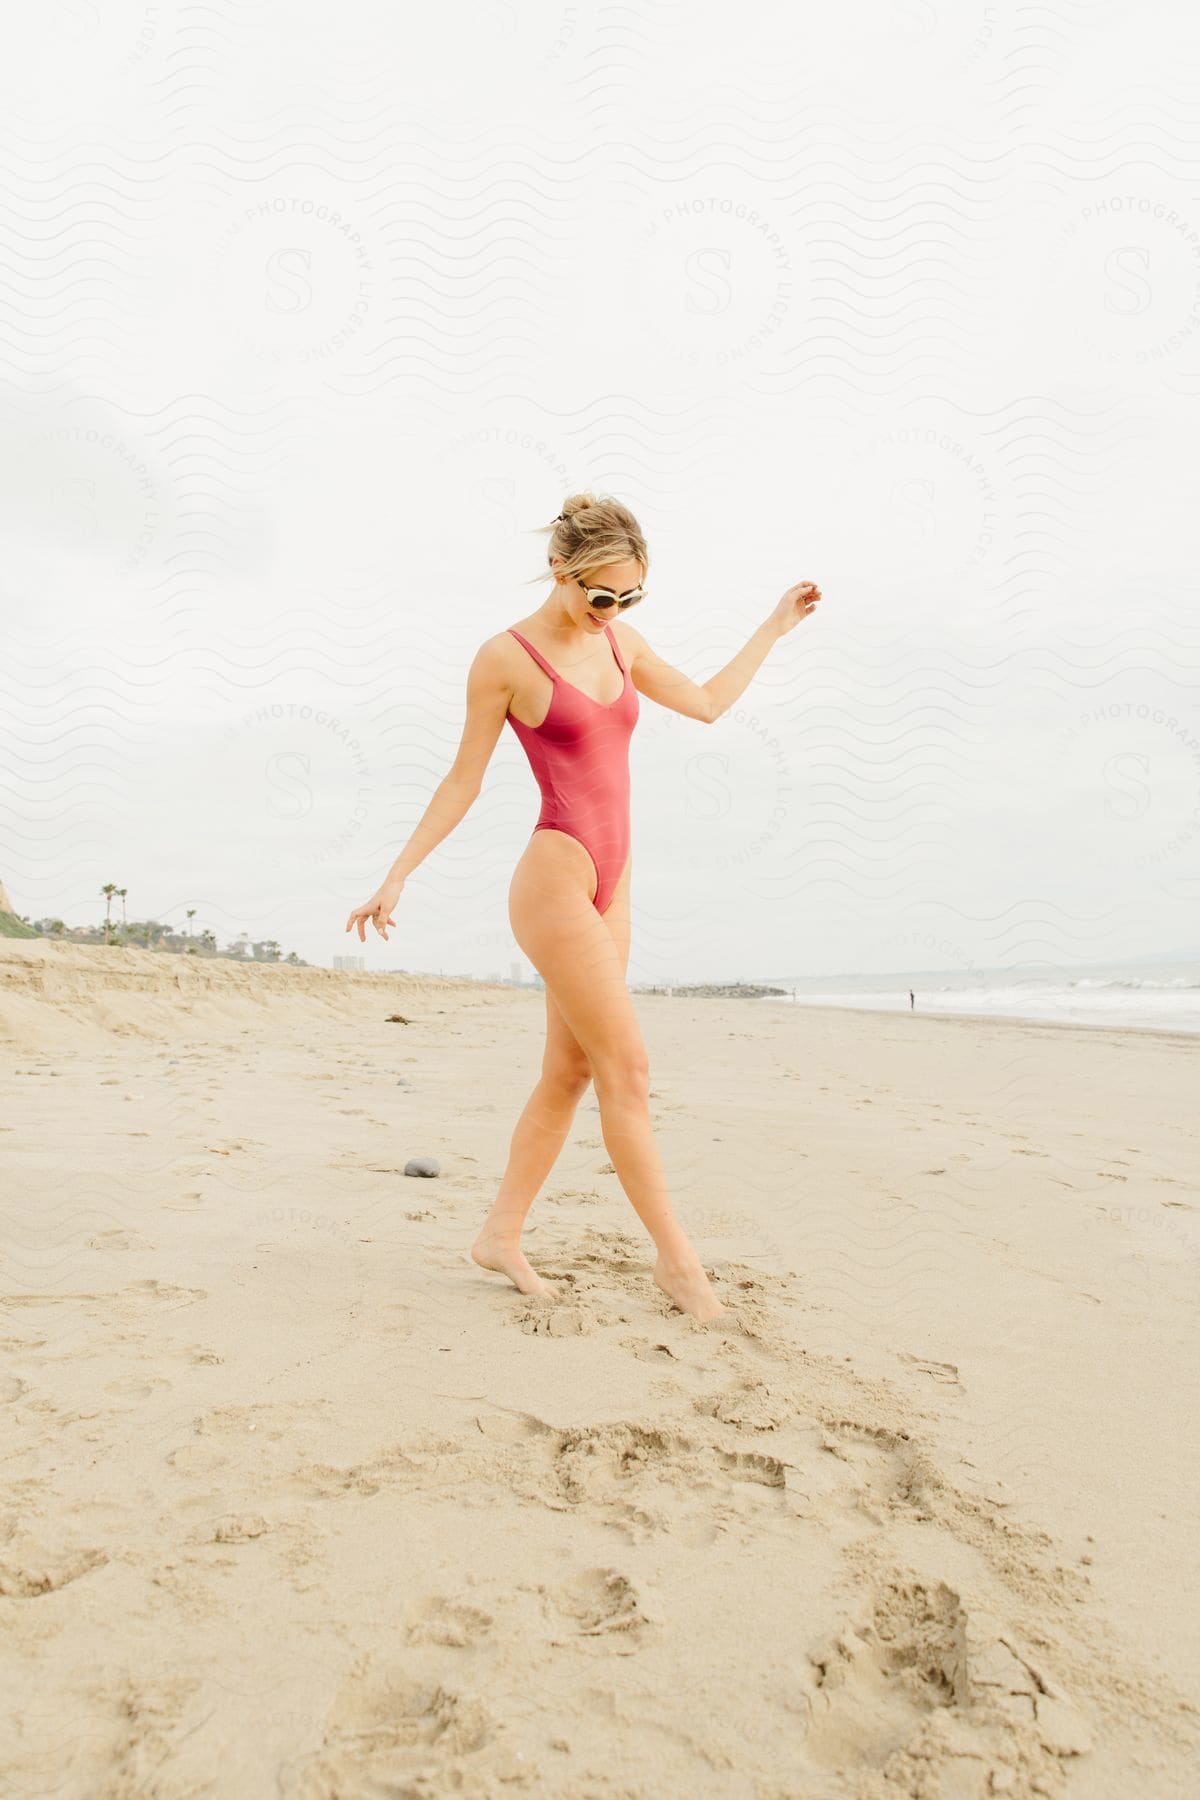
[119,888,128,926]
[100,883,118,943]
[186,908,196,937]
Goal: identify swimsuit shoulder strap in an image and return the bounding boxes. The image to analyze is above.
[604,623,627,675]
[507,628,559,681]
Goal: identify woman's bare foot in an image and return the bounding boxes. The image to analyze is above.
[471,1228,553,1298]
[653,1255,726,1322]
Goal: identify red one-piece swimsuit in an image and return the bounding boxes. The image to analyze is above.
[505,623,640,914]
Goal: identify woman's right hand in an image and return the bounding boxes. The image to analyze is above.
[345,879,405,943]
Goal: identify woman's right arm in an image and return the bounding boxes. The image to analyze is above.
[345,637,513,943]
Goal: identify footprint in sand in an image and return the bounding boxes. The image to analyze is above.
[184,1513,273,1545]
[86,1228,151,1252]
[802,1417,940,1525]
[286,1432,456,1503]
[714,1447,787,1488]
[804,1575,970,1769]
[547,1421,695,1511]
[164,1441,230,1478]
[514,1294,620,1336]
[897,1351,963,1387]
[98,1280,208,1321]
[508,1415,794,1543]
[160,1191,207,1213]
[405,1595,495,1648]
[160,1398,336,1481]
[803,1575,1091,1792]
[103,1374,172,1401]
[0,1534,108,1599]
[625,1338,680,1362]
[4,1672,203,1796]
[277,1659,524,1796]
[693,1376,797,1431]
[546,1567,659,1653]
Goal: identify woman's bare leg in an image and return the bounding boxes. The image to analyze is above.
[496,832,724,1322]
[469,988,593,1296]
[471,858,633,1296]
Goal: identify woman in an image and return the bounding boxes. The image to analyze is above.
[346,494,821,1322]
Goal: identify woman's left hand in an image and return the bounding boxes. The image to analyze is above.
[770,580,822,637]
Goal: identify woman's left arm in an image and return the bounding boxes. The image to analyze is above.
[620,580,821,724]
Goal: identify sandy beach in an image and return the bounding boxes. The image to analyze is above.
[1,936,1197,1798]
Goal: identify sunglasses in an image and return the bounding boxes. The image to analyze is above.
[580,581,645,612]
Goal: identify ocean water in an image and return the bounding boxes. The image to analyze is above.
[761,959,1200,1036]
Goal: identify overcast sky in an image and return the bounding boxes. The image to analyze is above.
[2,4,1198,984]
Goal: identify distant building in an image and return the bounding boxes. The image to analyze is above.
[333,955,365,972]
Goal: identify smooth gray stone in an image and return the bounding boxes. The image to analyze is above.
[403,1156,440,1178]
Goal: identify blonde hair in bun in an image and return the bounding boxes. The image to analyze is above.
[527,491,649,588]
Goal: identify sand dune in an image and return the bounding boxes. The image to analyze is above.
[1,939,1196,1796]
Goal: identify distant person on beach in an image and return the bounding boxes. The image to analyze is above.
[346,493,822,1321]
[910,989,915,1010]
